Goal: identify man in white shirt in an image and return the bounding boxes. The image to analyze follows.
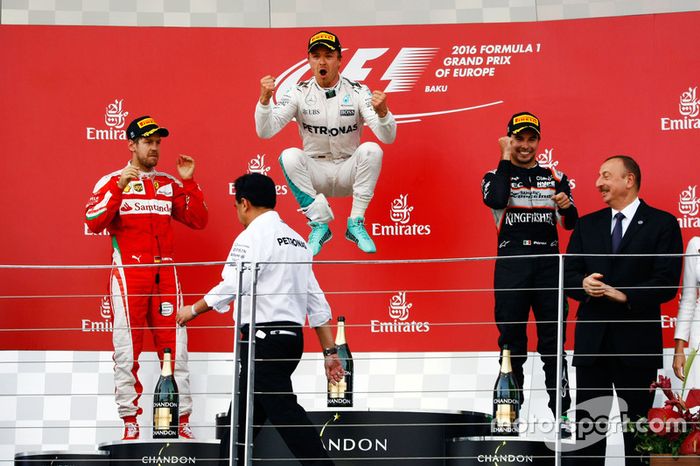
[177,173,343,465]
[255,30,397,255]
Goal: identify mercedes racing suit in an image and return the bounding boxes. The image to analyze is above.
[481,159,577,416]
[85,163,208,419]
[255,75,396,211]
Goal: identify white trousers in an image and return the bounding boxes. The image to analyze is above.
[279,142,383,205]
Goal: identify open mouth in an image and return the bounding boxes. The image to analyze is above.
[319,69,327,76]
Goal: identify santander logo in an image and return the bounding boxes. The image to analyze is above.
[274,48,502,124]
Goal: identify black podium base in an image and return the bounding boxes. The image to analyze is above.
[15,450,108,466]
[446,436,557,466]
[217,410,491,465]
[99,439,221,465]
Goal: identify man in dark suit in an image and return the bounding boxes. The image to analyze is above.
[564,155,683,465]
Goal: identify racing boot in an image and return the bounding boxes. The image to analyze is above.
[179,415,195,439]
[308,222,332,256]
[122,418,140,440]
[345,217,376,253]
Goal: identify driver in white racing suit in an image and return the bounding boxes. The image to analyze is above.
[255,30,397,255]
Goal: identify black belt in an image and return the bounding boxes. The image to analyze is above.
[240,321,301,335]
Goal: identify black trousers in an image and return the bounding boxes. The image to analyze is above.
[219,321,334,466]
[565,358,656,466]
[494,255,571,416]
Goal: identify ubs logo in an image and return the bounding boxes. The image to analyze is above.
[677,185,700,228]
[660,86,700,131]
[86,99,129,141]
[371,194,431,236]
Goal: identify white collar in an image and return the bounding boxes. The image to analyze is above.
[612,197,640,221]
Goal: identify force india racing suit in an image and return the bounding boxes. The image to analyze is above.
[481,159,577,416]
[255,75,396,214]
[85,164,208,419]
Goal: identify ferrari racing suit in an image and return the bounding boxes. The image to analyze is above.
[85,163,208,419]
[481,159,577,416]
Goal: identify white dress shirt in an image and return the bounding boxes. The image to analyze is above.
[203,210,332,328]
[610,197,641,237]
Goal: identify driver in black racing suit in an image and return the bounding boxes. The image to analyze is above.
[481,112,577,429]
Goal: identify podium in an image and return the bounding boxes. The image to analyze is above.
[99,439,220,465]
[446,436,559,466]
[219,410,491,465]
[14,451,109,466]
[14,410,493,465]
[15,441,220,466]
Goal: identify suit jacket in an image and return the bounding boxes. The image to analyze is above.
[565,199,683,368]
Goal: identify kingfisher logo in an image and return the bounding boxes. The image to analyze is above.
[660,86,700,131]
[371,194,431,236]
[370,291,430,333]
[677,185,700,228]
[82,296,113,333]
[536,148,576,190]
[228,154,288,196]
[273,48,502,124]
[86,99,129,140]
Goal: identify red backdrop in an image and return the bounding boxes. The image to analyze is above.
[0,12,698,352]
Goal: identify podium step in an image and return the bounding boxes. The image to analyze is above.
[446,436,557,466]
[99,440,221,465]
[15,450,108,466]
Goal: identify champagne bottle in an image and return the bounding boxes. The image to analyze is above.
[153,348,179,439]
[492,345,520,436]
[327,316,353,407]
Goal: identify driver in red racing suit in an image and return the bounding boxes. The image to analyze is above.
[84,116,208,440]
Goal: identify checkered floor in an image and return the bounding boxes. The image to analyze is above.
[0,349,679,465]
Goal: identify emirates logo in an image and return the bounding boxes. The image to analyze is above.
[86,98,129,141]
[389,194,413,224]
[660,86,700,131]
[247,154,271,176]
[371,193,432,237]
[677,185,700,229]
[679,87,699,118]
[104,99,129,128]
[679,186,700,217]
[388,291,412,321]
[371,290,430,333]
[537,148,576,190]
